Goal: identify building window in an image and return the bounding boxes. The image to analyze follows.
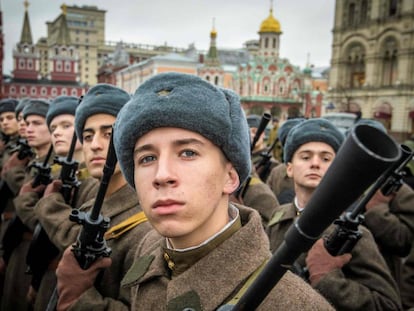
[264,38,269,49]
[360,0,368,24]
[19,59,25,69]
[206,75,210,81]
[65,61,71,72]
[346,43,366,88]
[10,87,16,94]
[61,88,68,95]
[56,61,63,72]
[348,2,356,26]
[381,38,398,86]
[31,87,37,96]
[389,0,398,16]
[41,87,47,96]
[21,87,27,95]
[71,89,78,96]
[51,88,58,96]
[214,76,219,85]
[27,59,33,69]
[273,38,277,49]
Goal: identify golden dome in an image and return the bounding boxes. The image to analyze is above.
[210,27,217,38]
[259,9,281,33]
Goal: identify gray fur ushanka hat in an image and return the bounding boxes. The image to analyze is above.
[0,99,18,114]
[114,72,251,189]
[283,118,344,163]
[46,96,79,127]
[15,98,31,118]
[22,99,50,120]
[75,83,131,143]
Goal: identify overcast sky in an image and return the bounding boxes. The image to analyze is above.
[1,0,336,75]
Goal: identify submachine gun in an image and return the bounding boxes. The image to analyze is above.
[218,124,401,310]
[26,132,81,292]
[235,113,271,200]
[324,143,413,256]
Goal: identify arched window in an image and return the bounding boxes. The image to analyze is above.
[381,38,398,86]
[264,38,269,49]
[346,43,366,88]
[214,76,219,85]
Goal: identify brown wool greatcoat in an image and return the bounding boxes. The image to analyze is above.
[43,184,153,310]
[242,175,279,227]
[266,202,402,311]
[401,244,414,310]
[122,204,334,311]
[363,183,414,288]
[32,173,98,311]
[1,153,55,311]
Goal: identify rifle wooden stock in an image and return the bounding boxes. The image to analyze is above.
[226,124,401,310]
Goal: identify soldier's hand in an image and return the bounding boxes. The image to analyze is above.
[306,239,352,286]
[44,180,63,198]
[56,246,112,311]
[366,189,394,210]
[19,180,46,195]
[1,152,30,178]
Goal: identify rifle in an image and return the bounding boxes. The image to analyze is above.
[26,131,81,292]
[69,130,115,269]
[324,143,413,256]
[235,113,271,200]
[30,144,54,187]
[219,124,401,310]
[255,136,279,182]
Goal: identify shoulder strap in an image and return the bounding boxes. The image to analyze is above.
[226,259,268,306]
[104,211,148,240]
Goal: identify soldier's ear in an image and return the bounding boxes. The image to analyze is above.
[223,165,240,195]
[286,162,294,178]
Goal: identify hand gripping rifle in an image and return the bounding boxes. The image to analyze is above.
[324,143,413,256]
[69,131,115,269]
[218,124,401,311]
[26,131,81,293]
[30,144,54,188]
[235,113,272,200]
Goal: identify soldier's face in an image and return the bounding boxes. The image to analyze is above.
[287,142,335,191]
[17,112,27,138]
[133,127,240,249]
[25,115,51,150]
[0,112,18,136]
[82,114,120,179]
[49,114,81,157]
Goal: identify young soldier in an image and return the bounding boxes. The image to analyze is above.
[27,95,98,310]
[1,99,53,311]
[350,119,414,293]
[56,73,334,310]
[266,118,402,310]
[266,118,304,204]
[49,84,152,310]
